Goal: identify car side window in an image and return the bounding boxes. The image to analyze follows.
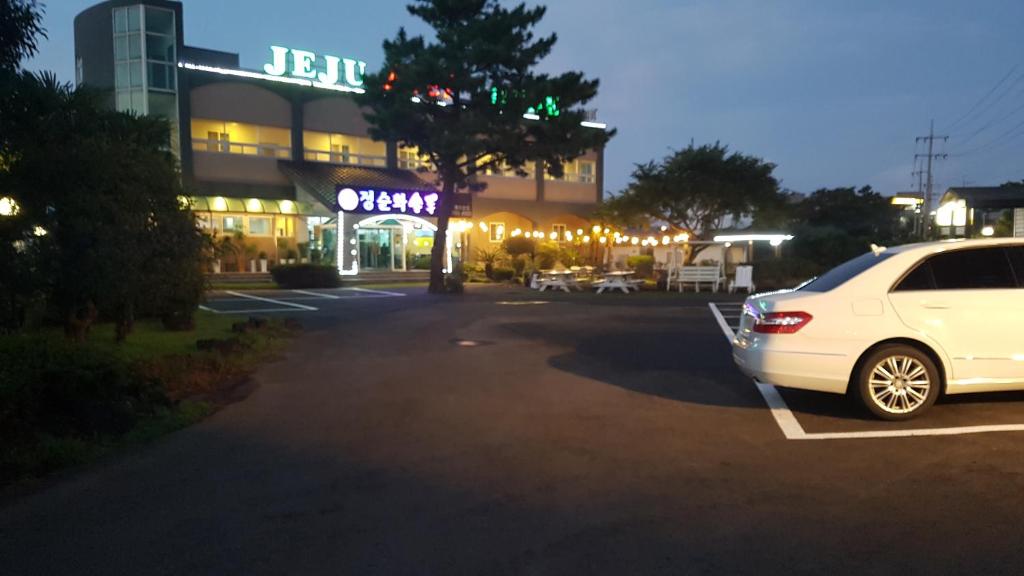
[893,261,935,291]
[927,247,1017,290]
[1007,246,1024,287]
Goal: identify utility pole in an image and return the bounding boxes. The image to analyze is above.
[915,120,948,237]
[911,165,926,236]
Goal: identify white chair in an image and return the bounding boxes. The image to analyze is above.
[729,265,756,293]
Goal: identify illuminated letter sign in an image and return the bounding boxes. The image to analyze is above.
[263,46,366,90]
[335,186,440,217]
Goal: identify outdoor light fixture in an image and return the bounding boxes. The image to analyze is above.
[598,236,607,244]
[592,225,602,234]
[0,197,19,217]
[522,113,541,121]
[981,226,995,237]
[580,121,608,130]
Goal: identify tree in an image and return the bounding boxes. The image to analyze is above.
[0,73,206,339]
[358,0,613,293]
[603,143,780,262]
[0,0,45,71]
[786,186,905,268]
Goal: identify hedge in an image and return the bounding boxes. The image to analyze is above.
[269,264,341,289]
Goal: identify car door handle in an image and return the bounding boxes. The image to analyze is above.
[921,302,951,309]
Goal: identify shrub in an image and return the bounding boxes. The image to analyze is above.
[0,336,169,448]
[410,254,432,270]
[627,255,655,278]
[502,236,536,260]
[491,267,516,282]
[269,264,340,289]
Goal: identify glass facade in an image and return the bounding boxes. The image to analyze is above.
[112,4,179,151]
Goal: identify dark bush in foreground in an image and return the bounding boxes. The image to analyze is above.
[270,264,340,289]
[491,267,516,282]
[0,337,171,483]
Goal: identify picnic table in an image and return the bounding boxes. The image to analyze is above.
[594,270,643,294]
[536,270,581,292]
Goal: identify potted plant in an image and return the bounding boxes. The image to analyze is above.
[286,248,298,264]
[297,242,310,263]
[245,242,259,273]
[258,251,268,272]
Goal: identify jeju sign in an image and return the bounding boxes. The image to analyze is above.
[263,46,366,91]
[336,187,440,217]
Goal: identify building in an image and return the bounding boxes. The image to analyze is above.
[936,186,1024,238]
[73,0,608,276]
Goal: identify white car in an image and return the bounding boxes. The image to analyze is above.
[732,239,1024,420]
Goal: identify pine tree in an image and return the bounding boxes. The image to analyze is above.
[358,0,613,292]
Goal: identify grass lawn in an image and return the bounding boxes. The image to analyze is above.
[79,311,239,362]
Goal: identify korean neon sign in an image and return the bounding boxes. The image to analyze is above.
[335,187,440,217]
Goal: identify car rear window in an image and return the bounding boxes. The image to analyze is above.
[799,251,894,292]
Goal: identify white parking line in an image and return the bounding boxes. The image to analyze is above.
[225,290,318,311]
[708,302,1024,441]
[291,289,341,300]
[346,287,408,297]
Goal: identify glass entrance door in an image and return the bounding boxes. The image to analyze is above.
[357,228,392,270]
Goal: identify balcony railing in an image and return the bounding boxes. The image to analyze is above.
[398,157,433,171]
[546,172,596,184]
[193,139,291,159]
[304,149,387,167]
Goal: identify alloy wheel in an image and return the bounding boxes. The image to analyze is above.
[867,355,931,415]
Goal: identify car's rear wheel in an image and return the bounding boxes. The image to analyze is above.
[856,345,939,421]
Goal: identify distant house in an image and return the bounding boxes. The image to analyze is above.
[936,185,1024,238]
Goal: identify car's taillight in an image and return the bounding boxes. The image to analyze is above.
[753,311,812,334]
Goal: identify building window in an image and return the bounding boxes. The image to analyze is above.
[578,160,595,184]
[489,222,506,243]
[552,224,567,242]
[75,57,83,87]
[222,216,242,233]
[192,119,291,158]
[248,216,272,236]
[303,131,385,166]
[545,160,596,183]
[399,146,431,170]
[112,5,145,114]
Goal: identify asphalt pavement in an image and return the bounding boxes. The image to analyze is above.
[3,285,1024,575]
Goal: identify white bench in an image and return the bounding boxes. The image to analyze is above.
[676,266,724,292]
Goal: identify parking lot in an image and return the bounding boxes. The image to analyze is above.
[200,286,410,315]
[5,285,1024,574]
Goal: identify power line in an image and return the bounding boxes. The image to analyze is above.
[949,89,1024,151]
[944,64,1021,133]
[951,116,1024,157]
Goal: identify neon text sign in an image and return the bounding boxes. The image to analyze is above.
[264,46,366,91]
[336,187,440,217]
